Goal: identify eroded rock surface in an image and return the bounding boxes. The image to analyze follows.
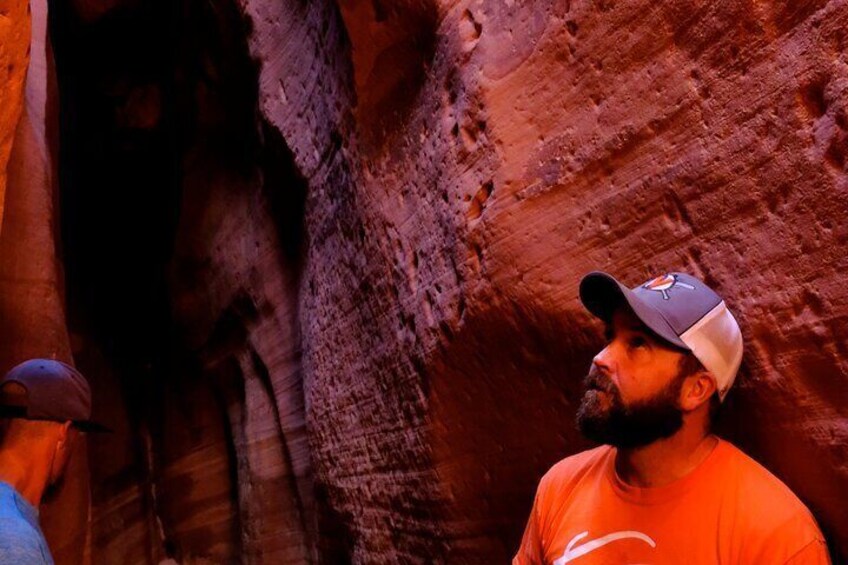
[1,0,846,563]
[0,0,30,227]
[247,1,848,561]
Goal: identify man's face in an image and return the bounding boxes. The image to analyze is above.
[576,307,688,449]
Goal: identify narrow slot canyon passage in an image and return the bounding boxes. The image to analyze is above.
[48,0,343,562]
[0,0,845,563]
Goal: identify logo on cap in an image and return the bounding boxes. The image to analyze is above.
[643,274,695,300]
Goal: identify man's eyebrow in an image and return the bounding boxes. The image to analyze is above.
[625,321,655,336]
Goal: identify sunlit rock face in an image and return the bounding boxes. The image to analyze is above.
[1,0,845,563]
[248,1,848,562]
[0,0,31,227]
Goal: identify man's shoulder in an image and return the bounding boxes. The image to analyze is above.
[720,441,809,506]
[717,440,822,531]
[716,440,828,559]
[0,488,52,564]
[0,514,50,563]
[538,445,611,495]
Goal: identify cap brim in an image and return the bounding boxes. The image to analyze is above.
[72,420,112,433]
[0,405,112,433]
[579,271,689,349]
[0,405,27,419]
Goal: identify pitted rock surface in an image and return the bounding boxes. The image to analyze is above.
[0,0,845,563]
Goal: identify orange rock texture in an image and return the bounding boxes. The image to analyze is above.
[0,0,30,227]
[1,0,846,564]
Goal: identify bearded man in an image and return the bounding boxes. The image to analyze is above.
[513,272,830,564]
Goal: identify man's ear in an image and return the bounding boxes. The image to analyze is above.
[56,421,72,446]
[679,370,717,412]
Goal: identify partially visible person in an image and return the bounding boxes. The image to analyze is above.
[514,272,831,564]
[0,359,107,565]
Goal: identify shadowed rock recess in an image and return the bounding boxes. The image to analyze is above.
[0,0,844,563]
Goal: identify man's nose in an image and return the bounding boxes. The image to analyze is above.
[593,346,614,373]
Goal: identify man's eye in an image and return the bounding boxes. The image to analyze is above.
[629,336,647,348]
[604,330,614,343]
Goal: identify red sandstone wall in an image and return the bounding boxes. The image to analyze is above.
[0,0,30,227]
[246,0,848,561]
[0,0,846,564]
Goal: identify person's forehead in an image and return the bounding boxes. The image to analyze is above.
[607,307,688,357]
[609,307,651,332]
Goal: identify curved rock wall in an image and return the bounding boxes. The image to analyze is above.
[0,0,89,562]
[247,0,848,561]
[0,0,30,226]
[0,0,845,563]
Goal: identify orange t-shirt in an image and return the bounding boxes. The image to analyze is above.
[513,439,830,564]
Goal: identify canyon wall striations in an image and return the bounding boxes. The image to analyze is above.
[0,0,846,563]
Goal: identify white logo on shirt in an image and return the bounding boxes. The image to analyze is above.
[553,530,656,564]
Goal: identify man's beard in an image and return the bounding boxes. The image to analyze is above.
[575,365,684,449]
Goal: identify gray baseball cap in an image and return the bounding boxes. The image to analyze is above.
[0,359,110,432]
[579,272,743,400]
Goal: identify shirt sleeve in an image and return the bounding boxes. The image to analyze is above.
[0,518,52,565]
[513,485,545,565]
[783,539,831,565]
[751,508,831,565]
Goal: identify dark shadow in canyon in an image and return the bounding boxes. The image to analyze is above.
[428,298,599,562]
[49,0,346,561]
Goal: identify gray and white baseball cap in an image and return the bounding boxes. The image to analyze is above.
[579,272,743,401]
[0,359,110,432]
